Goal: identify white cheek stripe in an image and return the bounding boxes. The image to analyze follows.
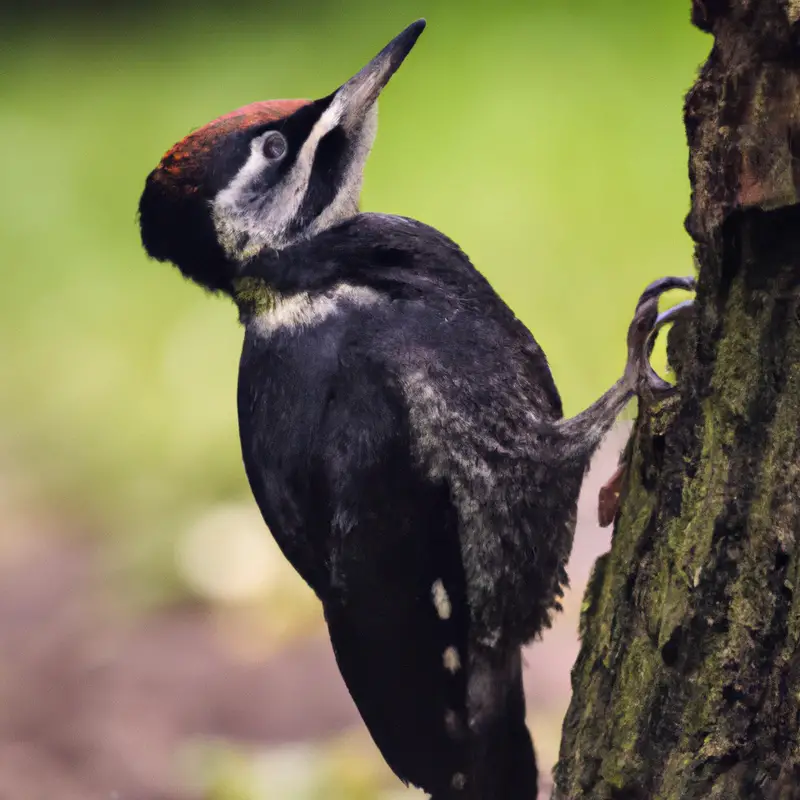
[263,95,348,239]
[250,284,381,338]
[212,91,370,259]
[308,103,377,238]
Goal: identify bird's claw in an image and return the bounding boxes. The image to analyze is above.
[598,283,695,529]
[625,277,695,404]
[634,275,696,308]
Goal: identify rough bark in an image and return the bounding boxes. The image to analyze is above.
[553,2,800,798]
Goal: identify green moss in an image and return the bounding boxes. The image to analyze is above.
[580,553,610,642]
[710,278,767,419]
[600,635,657,787]
[651,277,760,652]
[738,316,800,654]
[679,644,727,746]
[647,392,682,436]
[788,533,800,647]
[659,750,698,799]
[665,396,729,585]
[598,440,656,659]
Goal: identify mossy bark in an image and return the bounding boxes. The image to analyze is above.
[553,2,800,798]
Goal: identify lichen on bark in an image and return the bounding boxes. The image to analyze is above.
[553,2,800,798]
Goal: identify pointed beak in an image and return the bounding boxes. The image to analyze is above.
[332,19,426,130]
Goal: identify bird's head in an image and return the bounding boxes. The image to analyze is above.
[138,20,426,293]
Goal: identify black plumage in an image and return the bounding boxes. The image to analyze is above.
[138,20,693,799]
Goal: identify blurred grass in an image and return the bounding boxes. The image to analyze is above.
[181,731,414,800]
[0,2,708,604]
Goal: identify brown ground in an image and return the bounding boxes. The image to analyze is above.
[0,430,627,800]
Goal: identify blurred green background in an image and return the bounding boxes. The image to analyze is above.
[0,2,707,798]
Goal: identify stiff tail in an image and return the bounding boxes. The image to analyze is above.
[451,650,538,800]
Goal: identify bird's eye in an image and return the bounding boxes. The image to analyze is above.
[262,131,287,161]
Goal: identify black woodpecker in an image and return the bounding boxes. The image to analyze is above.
[138,20,694,800]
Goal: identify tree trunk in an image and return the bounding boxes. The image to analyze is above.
[553,2,800,798]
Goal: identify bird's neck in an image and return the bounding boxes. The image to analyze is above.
[230,275,282,324]
[228,214,371,325]
[228,212,454,326]
[229,212,390,291]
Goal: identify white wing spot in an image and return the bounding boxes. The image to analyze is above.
[432,579,452,620]
[451,773,467,790]
[443,646,461,673]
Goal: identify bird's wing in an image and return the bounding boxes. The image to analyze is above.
[239,339,473,794]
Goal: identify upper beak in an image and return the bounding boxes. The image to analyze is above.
[332,19,426,130]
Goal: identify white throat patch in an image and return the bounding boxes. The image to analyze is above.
[248,283,382,339]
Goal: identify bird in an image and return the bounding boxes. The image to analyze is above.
[137,20,694,800]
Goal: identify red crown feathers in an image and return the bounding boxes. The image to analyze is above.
[152,99,310,195]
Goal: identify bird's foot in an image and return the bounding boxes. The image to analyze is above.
[625,276,695,404]
[597,278,695,530]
